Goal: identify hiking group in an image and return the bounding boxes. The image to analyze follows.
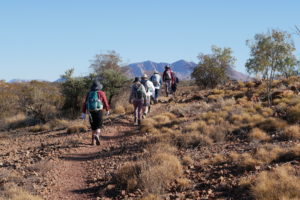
[129,65,178,125]
[82,65,178,145]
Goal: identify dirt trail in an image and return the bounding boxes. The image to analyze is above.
[43,115,135,200]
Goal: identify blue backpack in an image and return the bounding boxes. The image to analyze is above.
[86,91,103,111]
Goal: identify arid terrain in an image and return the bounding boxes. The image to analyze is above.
[1,77,300,200]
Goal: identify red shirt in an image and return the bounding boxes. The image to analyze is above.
[82,90,110,113]
[163,69,176,83]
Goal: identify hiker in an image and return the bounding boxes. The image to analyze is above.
[171,71,179,96]
[129,77,147,125]
[162,65,175,97]
[140,74,155,117]
[150,70,163,103]
[82,80,110,146]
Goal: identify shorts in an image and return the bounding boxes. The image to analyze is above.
[89,110,103,130]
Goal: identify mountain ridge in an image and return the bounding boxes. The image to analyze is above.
[128,60,250,81]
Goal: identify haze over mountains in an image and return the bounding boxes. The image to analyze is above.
[7,60,250,83]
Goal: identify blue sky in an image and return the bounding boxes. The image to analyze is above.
[1,0,300,81]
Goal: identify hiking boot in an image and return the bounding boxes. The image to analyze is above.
[95,135,100,146]
[91,137,96,146]
[134,121,139,126]
[138,120,141,125]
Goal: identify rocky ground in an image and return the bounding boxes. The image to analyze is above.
[1,80,300,200]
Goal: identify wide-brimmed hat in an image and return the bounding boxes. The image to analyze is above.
[154,70,159,74]
[141,74,148,79]
[133,77,140,83]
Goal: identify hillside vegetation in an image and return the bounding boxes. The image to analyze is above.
[1,76,300,200]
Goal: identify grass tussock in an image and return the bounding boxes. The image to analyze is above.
[282,125,300,140]
[176,178,192,191]
[181,155,194,166]
[248,128,271,141]
[66,121,88,134]
[115,142,183,194]
[251,165,300,200]
[287,103,300,123]
[0,184,43,200]
[29,124,50,132]
[114,105,126,114]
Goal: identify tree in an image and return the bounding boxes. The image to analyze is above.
[246,29,299,105]
[191,46,236,89]
[90,51,129,105]
[60,68,94,118]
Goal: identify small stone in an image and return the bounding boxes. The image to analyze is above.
[106,184,115,190]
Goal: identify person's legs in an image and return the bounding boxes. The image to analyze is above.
[89,111,102,145]
[94,129,101,145]
[166,80,172,96]
[133,100,139,125]
[137,100,143,125]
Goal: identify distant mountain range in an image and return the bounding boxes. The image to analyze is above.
[7,60,250,83]
[128,60,251,81]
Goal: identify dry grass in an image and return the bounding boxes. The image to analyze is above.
[175,132,213,148]
[140,118,157,134]
[251,165,300,200]
[239,175,255,189]
[29,124,50,132]
[258,117,288,132]
[176,178,192,191]
[287,103,300,123]
[211,153,226,164]
[114,105,126,114]
[249,128,271,141]
[66,121,88,134]
[115,162,141,191]
[47,118,69,129]
[140,194,162,200]
[181,155,194,166]
[2,113,32,129]
[140,152,182,194]
[116,151,183,194]
[282,125,300,140]
[0,184,43,200]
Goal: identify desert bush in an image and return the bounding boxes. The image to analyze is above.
[251,165,300,200]
[249,128,271,141]
[60,69,93,119]
[192,46,236,89]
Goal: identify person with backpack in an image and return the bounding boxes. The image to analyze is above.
[171,71,179,96]
[82,80,110,146]
[150,70,163,103]
[129,77,147,125]
[140,74,155,117]
[162,65,175,97]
